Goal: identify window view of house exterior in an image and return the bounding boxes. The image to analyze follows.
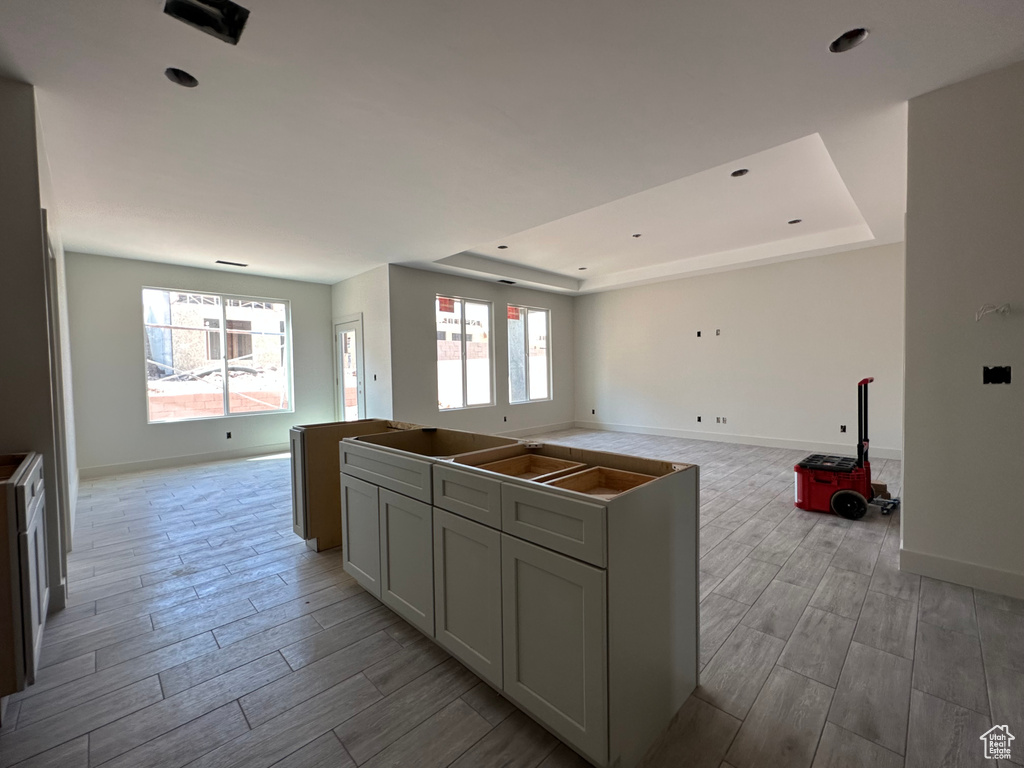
[508,305,550,403]
[436,295,492,409]
[142,289,291,422]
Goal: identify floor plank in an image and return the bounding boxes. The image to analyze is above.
[827,642,912,755]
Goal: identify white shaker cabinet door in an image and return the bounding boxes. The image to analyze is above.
[340,473,381,598]
[378,489,434,634]
[501,534,608,766]
[433,508,502,688]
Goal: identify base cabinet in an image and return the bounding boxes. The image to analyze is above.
[433,508,502,688]
[378,489,434,635]
[501,534,608,766]
[340,474,381,598]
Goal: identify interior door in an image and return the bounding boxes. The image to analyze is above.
[335,319,365,421]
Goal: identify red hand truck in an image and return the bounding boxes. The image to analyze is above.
[794,378,877,520]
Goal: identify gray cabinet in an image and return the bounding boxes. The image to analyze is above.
[501,534,608,766]
[378,489,434,634]
[433,508,502,688]
[20,483,48,685]
[501,483,606,567]
[340,474,381,598]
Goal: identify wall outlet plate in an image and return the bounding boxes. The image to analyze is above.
[983,366,1011,384]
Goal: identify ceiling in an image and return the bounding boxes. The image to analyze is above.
[2,1,1023,291]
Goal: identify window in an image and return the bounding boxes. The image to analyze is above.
[436,295,492,410]
[508,305,550,403]
[142,289,291,423]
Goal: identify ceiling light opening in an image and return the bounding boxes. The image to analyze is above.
[788,219,802,225]
[730,168,749,177]
[578,267,587,271]
[215,259,248,267]
[497,245,508,249]
[632,233,642,238]
[164,67,199,87]
[829,28,869,53]
[163,0,250,46]
[497,279,516,284]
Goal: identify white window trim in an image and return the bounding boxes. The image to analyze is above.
[437,294,494,411]
[142,287,294,424]
[508,304,553,405]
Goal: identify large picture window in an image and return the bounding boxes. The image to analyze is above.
[142,289,291,423]
[508,305,550,403]
[436,295,492,410]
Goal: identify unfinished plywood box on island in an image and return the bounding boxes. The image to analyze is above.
[339,429,700,768]
[289,419,419,551]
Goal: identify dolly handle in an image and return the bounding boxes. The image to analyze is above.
[857,378,872,467]
[858,377,875,386]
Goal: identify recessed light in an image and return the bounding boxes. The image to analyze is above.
[632,233,642,238]
[829,28,869,53]
[730,168,749,177]
[497,245,508,249]
[215,259,248,267]
[497,279,516,284]
[578,267,587,271]
[165,67,198,87]
[788,219,802,225]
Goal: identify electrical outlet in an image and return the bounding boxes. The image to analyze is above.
[697,416,701,423]
[840,425,847,433]
[722,417,727,424]
[373,374,377,381]
[592,409,595,415]
[503,416,507,422]
[716,329,721,336]
[226,432,232,439]
[716,417,720,424]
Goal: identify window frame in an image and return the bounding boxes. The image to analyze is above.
[436,294,494,411]
[142,287,294,424]
[507,304,553,405]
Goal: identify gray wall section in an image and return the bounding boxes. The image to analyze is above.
[904,60,1024,597]
[387,265,575,435]
[331,265,394,419]
[574,243,906,457]
[66,252,336,475]
[0,77,66,605]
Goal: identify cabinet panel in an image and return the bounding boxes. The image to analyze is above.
[433,508,502,687]
[378,489,434,634]
[340,474,381,598]
[501,484,606,567]
[341,441,432,503]
[19,490,48,686]
[501,534,607,766]
[433,465,502,529]
[290,430,307,539]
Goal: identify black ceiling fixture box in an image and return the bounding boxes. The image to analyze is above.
[163,0,250,45]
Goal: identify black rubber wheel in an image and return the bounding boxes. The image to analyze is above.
[831,489,868,520]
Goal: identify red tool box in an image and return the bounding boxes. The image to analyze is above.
[794,378,875,520]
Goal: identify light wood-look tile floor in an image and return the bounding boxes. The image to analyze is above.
[1,431,1020,768]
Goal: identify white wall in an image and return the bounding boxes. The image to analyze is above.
[0,77,68,606]
[574,243,905,457]
[903,61,1024,598]
[331,265,393,419]
[66,253,336,475]
[387,265,576,434]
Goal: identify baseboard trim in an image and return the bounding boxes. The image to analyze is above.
[499,421,577,438]
[900,547,1024,599]
[79,443,291,479]
[570,420,903,460]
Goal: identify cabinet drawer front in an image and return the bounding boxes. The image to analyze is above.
[433,465,501,529]
[341,441,432,503]
[378,490,434,635]
[501,484,606,567]
[433,508,502,688]
[19,489,49,687]
[14,454,44,533]
[340,474,381,598]
[501,534,607,766]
